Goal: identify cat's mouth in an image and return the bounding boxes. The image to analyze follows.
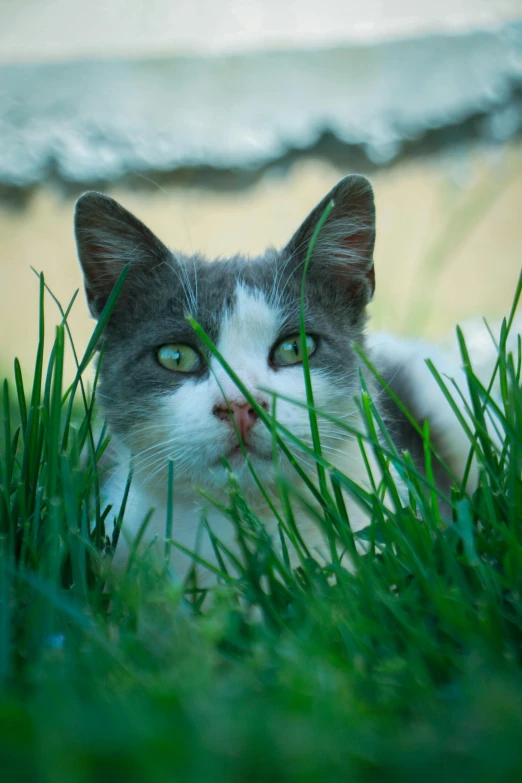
[229,443,254,457]
[225,442,271,461]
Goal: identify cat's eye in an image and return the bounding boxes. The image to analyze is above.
[157,344,202,373]
[272,334,317,366]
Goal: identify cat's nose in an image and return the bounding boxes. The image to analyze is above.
[213,400,268,441]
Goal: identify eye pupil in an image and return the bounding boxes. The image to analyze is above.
[292,341,298,356]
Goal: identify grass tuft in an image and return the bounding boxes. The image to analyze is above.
[0,265,521,782]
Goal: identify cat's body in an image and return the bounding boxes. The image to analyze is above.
[74,175,477,583]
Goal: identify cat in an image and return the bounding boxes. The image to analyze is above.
[74,174,476,584]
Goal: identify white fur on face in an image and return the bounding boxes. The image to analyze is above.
[127,283,356,497]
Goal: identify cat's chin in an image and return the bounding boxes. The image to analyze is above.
[216,438,273,463]
[208,447,272,480]
[227,443,263,457]
[205,447,279,495]
[223,445,273,468]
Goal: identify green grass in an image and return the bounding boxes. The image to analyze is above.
[0,262,521,783]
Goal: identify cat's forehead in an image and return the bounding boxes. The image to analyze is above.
[218,282,281,355]
[174,250,361,334]
[180,250,288,314]
[153,250,302,329]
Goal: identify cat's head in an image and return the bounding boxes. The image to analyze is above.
[74,175,376,497]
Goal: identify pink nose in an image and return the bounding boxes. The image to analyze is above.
[213,400,267,441]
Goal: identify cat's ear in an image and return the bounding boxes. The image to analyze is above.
[284,174,376,301]
[74,191,170,318]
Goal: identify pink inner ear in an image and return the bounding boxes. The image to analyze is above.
[329,263,375,299]
[323,224,376,298]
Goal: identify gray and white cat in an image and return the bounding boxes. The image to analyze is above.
[74,175,474,583]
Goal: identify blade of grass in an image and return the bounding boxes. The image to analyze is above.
[164,460,174,572]
[299,199,335,502]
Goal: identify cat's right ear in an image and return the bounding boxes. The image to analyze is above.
[283,174,376,303]
[74,191,170,318]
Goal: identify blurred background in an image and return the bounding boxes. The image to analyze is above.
[0,0,521,382]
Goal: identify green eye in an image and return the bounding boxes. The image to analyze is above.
[157,344,201,373]
[272,334,317,366]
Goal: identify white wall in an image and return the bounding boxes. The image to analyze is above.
[0,0,521,63]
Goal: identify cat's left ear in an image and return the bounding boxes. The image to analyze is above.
[283,174,376,301]
[74,191,170,318]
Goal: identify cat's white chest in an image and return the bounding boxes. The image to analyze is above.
[105,465,282,585]
[103,435,392,586]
